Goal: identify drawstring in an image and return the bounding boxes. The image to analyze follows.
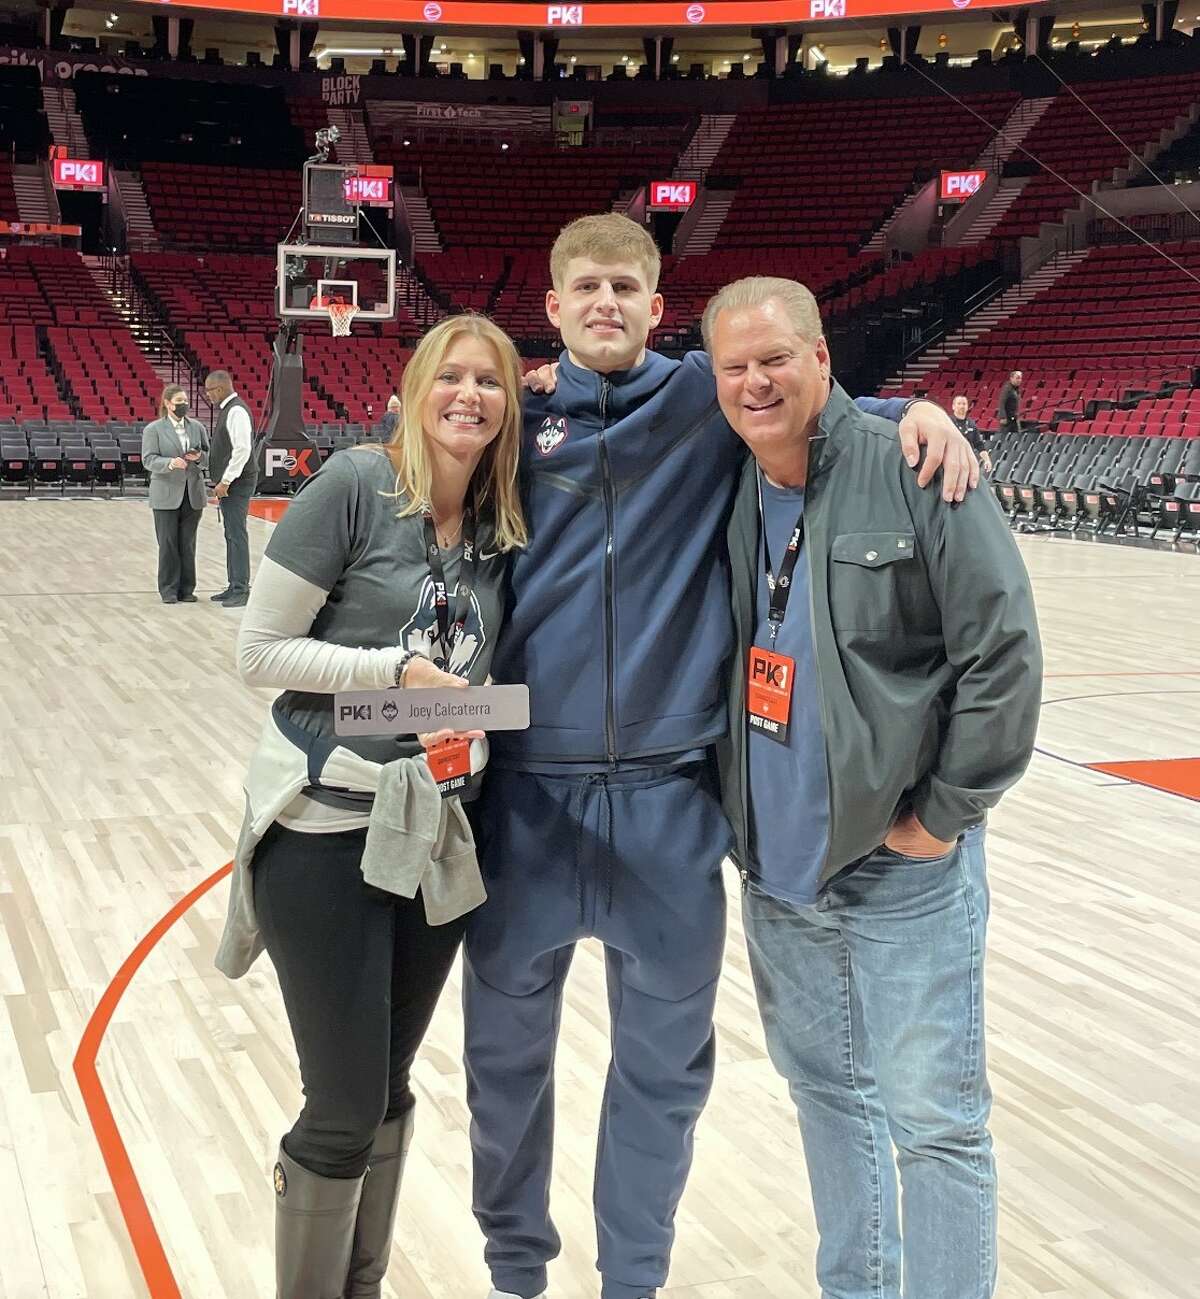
[599,779,613,915]
[571,773,615,924]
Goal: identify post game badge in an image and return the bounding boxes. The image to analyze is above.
[426,737,472,797]
[747,646,794,745]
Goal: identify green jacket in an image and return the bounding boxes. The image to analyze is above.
[717,382,1043,884]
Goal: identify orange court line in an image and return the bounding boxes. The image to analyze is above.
[1088,757,1200,802]
[73,861,235,1299]
[249,498,291,523]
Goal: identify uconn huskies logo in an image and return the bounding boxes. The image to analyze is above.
[399,577,486,676]
[536,416,568,456]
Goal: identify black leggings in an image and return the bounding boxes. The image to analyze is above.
[253,822,466,1179]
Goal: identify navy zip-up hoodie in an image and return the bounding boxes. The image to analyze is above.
[489,348,910,768]
[491,348,741,765]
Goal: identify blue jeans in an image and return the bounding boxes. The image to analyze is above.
[742,826,995,1299]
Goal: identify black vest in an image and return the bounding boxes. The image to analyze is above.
[210,395,257,492]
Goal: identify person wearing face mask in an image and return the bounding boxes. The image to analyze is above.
[214,314,527,1299]
[141,384,210,604]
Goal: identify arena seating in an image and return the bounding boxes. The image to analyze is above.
[989,426,1200,539]
[140,164,305,250]
[707,92,1017,252]
[0,326,73,423]
[991,73,1200,239]
[0,249,161,420]
[893,242,1200,423]
[377,138,685,250]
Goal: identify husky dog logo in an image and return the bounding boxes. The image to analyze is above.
[399,576,486,676]
[536,416,568,456]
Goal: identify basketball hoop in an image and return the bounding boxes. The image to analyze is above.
[327,301,359,336]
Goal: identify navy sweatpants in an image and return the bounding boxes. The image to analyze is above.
[463,761,732,1299]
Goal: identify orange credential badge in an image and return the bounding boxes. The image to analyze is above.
[747,645,794,745]
[427,737,472,797]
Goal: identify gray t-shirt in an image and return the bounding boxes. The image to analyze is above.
[265,446,507,754]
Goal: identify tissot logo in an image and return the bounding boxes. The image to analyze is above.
[809,0,845,16]
[547,4,584,23]
[282,0,318,15]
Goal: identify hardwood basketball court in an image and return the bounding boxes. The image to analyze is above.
[0,496,1196,1299]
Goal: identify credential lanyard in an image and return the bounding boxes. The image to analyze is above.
[758,474,806,648]
[421,508,477,671]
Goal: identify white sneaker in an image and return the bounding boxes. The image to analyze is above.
[486,1291,547,1299]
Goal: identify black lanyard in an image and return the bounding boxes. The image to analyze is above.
[758,476,806,647]
[421,508,477,672]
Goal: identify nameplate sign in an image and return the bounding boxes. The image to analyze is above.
[333,685,530,736]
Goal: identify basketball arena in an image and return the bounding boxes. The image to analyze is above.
[0,1,1197,1296]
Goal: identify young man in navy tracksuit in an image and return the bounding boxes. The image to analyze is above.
[463,214,976,1299]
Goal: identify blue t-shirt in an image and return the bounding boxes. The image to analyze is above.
[746,473,830,906]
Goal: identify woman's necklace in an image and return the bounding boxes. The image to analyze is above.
[434,512,463,549]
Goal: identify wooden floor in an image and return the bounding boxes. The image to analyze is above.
[0,496,1197,1299]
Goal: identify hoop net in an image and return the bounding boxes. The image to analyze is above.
[326,301,359,336]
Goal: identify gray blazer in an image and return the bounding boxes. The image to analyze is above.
[142,416,210,510]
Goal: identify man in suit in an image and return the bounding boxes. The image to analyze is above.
[142,385,210,604]
[203,370,258,608]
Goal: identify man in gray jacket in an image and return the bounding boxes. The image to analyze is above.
[707,277,1042,1299]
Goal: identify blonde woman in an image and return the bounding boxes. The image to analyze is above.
[141,383,209,603]
[215,315,526,1299]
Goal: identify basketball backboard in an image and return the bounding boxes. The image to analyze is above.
[276,243,397,322]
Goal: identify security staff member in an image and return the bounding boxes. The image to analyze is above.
[952,394,992,474]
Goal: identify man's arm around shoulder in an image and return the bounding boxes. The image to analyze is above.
[901,470,1043,842]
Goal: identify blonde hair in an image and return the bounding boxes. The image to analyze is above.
[701,277,823,353]
[159,383,187,419]
[383,314,527,552]
[550,213,662,292]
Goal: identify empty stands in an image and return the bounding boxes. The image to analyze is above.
[991,73,1200,239]
[897,242,1200,423]
[377,136,686,251]
[707,92,1016,252]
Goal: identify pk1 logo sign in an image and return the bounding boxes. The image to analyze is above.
[282,0,318,14]
[810,0,846,16]
[547,5,584,22]
[649,180,697,210]
[264,447,318,479]
[344,174,390,203]
[939,169,987,201]
[51,158,105,189]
